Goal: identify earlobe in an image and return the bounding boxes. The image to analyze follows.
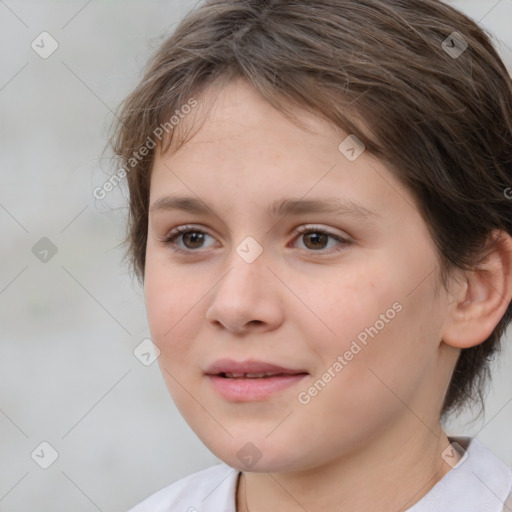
[442,231,512,349]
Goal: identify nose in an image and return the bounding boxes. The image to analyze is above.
[204,249,284,335]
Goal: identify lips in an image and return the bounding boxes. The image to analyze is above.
[222,371,291,378]
[205,358,308,378]
[205,358,309,401]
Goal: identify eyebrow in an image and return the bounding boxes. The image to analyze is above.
[149,195,379,221]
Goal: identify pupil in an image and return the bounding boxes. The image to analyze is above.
[185,232,203,248]
[305,233,326,249]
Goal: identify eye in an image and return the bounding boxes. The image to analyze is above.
[292,225,351,253]
[160,224,351,255]
[160,225,216,253]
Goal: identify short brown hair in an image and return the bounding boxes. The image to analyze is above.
[111,0,512,417]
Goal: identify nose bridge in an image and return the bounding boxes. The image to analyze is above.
[218,238,266,298]
[216,220,268,283]
[205,236,280,331]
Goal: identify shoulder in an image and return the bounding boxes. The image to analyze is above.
[126,462,240,512]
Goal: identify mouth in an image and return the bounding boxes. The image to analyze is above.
[218,371,305,379]
[205,359,309,401]
[205,358,308,376]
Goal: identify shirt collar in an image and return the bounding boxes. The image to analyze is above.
[406,436,512,512]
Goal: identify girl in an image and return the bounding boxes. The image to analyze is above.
[112,1,512,510]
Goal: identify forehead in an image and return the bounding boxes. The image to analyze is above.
[150,78,418,223]
[158,77,348,162]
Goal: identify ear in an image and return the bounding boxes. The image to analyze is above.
[442,230,512,349]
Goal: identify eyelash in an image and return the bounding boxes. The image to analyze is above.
[159,224,351,255]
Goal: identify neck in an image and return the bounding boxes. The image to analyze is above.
[236,422,457,512]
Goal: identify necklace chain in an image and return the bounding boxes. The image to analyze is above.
[243,472,250,512]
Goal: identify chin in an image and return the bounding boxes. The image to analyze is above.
[203,436,310,473]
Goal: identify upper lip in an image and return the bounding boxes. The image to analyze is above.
[205,358,308,376]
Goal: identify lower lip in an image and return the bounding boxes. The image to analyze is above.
[207,374,308,401]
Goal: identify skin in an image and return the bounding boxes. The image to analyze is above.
[144,77,512,512]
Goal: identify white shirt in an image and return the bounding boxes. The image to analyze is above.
[127,437,512,512]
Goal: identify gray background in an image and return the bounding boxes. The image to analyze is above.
[0,1,511,510]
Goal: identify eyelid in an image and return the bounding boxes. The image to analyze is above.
[294,224,350,239]
[164,224,209,238]
[291,224,352,252]
[159,224,216,248]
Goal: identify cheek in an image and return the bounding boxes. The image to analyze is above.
[313,276,443,423]
[310,251,441,388]
[311,264,398,350]
[144,262,207,416]
[143,253,204,359]
[144,264,213,433]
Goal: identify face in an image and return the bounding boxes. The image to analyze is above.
[144,77,456,473]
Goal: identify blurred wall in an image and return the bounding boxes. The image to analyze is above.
[0,1,511,510]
